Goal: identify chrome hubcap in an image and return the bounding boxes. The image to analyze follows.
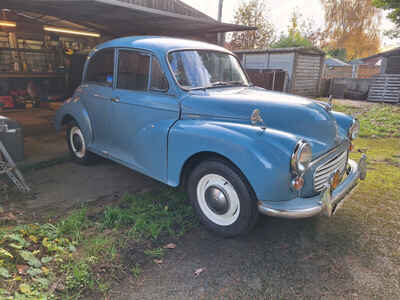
[205,186,230,215]
[72,134,83,152]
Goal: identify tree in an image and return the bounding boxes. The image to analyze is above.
[373,0,400,38]
[271,10,316,48]
[231,0,276,50]
[321,0,382,60]
[326,48,348,61]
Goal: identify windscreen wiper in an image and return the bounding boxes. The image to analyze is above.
[211,81,248,87]
[189,81,248,91]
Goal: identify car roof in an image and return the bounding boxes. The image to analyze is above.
[91,36,232,57]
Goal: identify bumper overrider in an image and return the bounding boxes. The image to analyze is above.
[258,155,367,219]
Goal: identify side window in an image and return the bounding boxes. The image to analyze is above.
[150,57,169,92]
[86,49,114,86]
[117,50,150,91]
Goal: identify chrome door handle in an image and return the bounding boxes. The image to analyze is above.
[111,97,120,103]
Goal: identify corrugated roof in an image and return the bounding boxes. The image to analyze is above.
[0,0,255,38]
[325,57,350,67]
[234,47,325,56]
[118,0,215,20]
[351,47,400,64]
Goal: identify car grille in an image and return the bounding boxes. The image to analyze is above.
[313,150,348,192]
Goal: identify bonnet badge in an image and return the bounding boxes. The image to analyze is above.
[251,109,266,129]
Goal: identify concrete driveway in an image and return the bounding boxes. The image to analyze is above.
[113,216,397,300]
[4,159,161,218]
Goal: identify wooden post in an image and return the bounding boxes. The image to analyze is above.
[217,0,225,46]
[272,71,276,91]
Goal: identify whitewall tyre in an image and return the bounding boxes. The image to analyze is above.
[187,159,259,237]
[66,121,97,165]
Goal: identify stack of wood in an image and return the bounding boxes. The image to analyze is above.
[368,74,400,103]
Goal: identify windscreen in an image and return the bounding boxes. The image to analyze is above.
[168,50,249,90]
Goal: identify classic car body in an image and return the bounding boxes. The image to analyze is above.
[55,36,367,236]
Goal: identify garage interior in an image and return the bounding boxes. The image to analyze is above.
[0,0,252,168]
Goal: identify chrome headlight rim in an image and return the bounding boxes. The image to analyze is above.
[291,140,312,176]
[348,118,360,140]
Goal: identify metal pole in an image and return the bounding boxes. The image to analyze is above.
[218,0,225,46]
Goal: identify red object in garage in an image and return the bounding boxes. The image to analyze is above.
[0,96,14,109]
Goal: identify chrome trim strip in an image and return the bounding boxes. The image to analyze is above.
[258,156,367,219]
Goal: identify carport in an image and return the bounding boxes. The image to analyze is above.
[0,0,253,165]
[1,0,251,39]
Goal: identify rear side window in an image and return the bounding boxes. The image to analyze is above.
[85,49,114,86]
[117,50,150,91]
[150,57,169,92]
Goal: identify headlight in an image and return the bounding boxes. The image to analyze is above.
[291,140,312,175]
[348,119,360,140]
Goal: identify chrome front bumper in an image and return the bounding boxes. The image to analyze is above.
[258,155,367,219]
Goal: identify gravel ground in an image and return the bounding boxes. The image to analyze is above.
[112,214,398,300]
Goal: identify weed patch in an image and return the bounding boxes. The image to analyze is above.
[317,99,400,138]
[0,188,196,299]
[102,188,196,240]
[0,210,86,299]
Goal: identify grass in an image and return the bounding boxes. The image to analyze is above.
[318,98,400,138]
[0,188,197,299]
[102,189,195,240]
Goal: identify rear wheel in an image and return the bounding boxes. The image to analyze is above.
[66,121,97,165]
[187,159,258,237]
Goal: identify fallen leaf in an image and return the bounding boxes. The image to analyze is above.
[194,268,205,276]
[41,256,53,264]
[0,248,14,259]
[9,243,23,249]
[27,267,42,277]
[18,250,42,268]
[19,283,31,295]
[153,259,163,264]
[163,243,176,249]
[41,266,50,275]
[6,213,17,221]
[33,277,49,288]
[29,235,38,243]
[0,267,10,278]
[16,265,29,275]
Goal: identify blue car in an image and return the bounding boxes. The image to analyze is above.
[55,36,367,237]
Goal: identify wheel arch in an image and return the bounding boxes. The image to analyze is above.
[61,114,76,126]
[179,151,255,195]
[55,102,93,144]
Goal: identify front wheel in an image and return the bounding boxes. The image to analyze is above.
[187,159,259,237]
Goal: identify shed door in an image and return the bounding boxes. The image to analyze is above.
[386,56,400,74]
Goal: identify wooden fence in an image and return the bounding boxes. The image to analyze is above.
[323,65,380,79]
[246,69,286,92]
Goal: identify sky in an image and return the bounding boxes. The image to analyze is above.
[181,0,398,48]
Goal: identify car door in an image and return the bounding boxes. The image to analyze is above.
[110,49,179,182]
[81,48,115,154]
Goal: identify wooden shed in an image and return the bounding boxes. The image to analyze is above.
[235,47,325,97]
[367,47,400,103]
